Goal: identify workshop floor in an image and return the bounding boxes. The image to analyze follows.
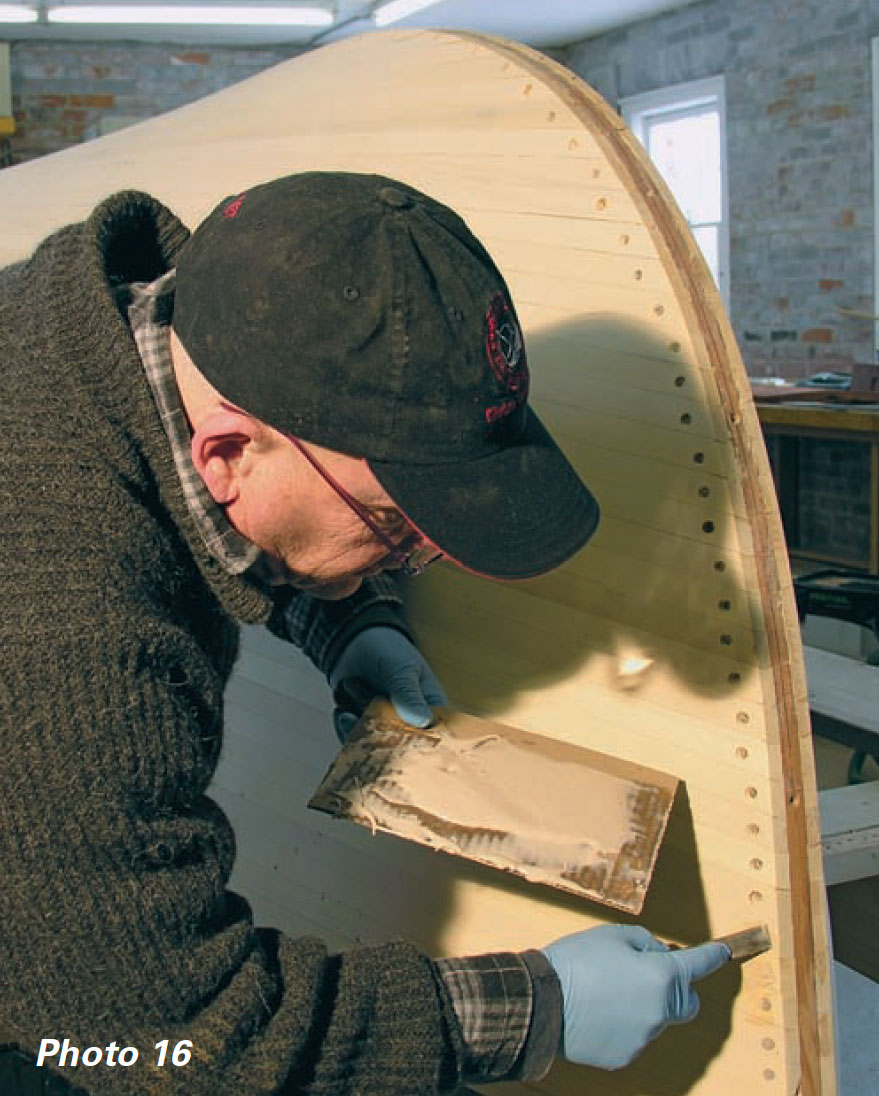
[835,961,879,1094]
[814,737,879,1093]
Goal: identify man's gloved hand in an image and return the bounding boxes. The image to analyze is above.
[542,924,731,1070]
[329,626,447,739]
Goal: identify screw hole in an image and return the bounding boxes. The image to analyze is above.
[714,560,726,572]
[693,452,705,464]
[680,412,692,425]
[703,520,715,533]
[674,375,686,387]
[719,599,731,610]
[720,633,732,645]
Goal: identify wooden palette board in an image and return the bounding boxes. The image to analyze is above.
[0,29,836,1095]
[308,699,680,914]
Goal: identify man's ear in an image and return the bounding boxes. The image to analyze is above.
[190,411,259,505]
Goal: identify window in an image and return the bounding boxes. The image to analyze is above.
[620,77,729,308]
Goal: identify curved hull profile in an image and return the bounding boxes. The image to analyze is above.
[0,30,836,1095]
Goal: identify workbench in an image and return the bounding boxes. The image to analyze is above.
[804,645,879,888]
[756,398,879,575]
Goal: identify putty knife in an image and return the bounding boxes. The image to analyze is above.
[308,698,679,914]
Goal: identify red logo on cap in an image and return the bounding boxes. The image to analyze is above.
[222,192,248,219]
[484,293,529,424]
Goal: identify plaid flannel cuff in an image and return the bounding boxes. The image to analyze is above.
[434,952,535,1082]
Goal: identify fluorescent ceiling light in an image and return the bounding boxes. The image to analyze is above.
[47,5,333,27]
[0,4,38,21]
[373,0,443,28]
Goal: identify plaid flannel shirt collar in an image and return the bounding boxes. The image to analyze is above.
[124,269,262,576]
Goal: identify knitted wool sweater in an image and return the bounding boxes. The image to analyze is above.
[0,191,462,1094]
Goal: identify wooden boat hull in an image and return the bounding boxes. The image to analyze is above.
[0,29,836,1095]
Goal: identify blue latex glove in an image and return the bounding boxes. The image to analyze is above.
[329,626,447,737]
[542,924,731,1070]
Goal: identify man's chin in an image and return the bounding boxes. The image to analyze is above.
[304,576,365,601]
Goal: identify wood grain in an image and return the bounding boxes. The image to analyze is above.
[0,29,837,1095]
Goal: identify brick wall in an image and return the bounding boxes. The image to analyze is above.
[8,40,301,164]
[554,0,878,379]
[7,7,877,378]
[765,435,873,567]
[4,17,874,573]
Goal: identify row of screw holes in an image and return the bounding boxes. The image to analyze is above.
[565,109,759,787]
[602,180,750,688]
[675,341,775,1072]
[741,667,775,1076]
[504,80,782,1077]
[572,105,778,1081]
[593,174,744,672]
[585,112,778,1085]
[584,157,763,829]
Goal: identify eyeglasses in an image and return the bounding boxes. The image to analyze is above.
[288,436,443,577]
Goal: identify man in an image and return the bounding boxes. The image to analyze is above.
[0,171,729,1094]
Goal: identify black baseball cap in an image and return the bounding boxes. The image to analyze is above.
[173,172,599,579]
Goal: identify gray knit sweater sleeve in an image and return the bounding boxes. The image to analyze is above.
[0,629,461,1096]
[0,192,464,1095]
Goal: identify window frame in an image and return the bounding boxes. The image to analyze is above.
[620,76,730,310]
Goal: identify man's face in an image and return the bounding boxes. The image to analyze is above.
[231,434,420,600]
[171,331,424,598]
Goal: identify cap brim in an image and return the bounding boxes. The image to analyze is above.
[368,410,599,580]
